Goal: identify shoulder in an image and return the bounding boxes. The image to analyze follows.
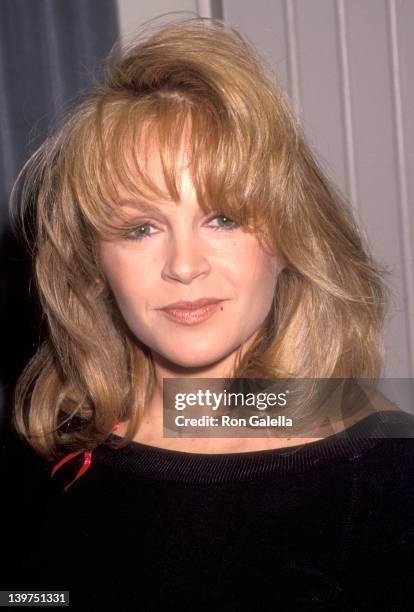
[346,412,414,527]
[354,410,414,473]
[373,408,414,436]
[335,412,414,608]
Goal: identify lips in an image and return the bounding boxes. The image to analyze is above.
[161,298,223,311]
[159,299,224,326]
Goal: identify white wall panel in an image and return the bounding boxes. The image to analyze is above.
[344,0,410,376]
[223,0,289,92]
[294,0,348,211]
[222,0,413,377]
[393,0,414,376]
[116,0,414,376]
[117,0,198,45]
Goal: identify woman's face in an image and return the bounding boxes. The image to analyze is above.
[99,140,286,374]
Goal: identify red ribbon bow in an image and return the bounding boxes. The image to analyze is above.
[51,422,121,492]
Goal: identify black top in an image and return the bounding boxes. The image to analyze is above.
[4,409,414,611]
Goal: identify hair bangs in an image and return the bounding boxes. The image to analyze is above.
[67,90,277,242]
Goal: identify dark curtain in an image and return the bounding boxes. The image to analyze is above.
[0,0,119,530]
[0,0,119,431]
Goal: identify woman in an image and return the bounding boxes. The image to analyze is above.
[7,17,414,611]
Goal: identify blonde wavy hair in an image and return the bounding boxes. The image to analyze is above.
[9,17,390,461]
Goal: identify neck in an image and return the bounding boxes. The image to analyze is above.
[146,331,260,422]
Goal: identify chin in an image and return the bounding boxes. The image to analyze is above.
[152,342,236,372]
[165,352,225,370]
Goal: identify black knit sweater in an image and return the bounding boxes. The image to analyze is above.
[4,409,414,611]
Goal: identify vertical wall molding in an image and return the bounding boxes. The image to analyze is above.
[387,0,414,375]
[335,0,358,215]
[283,0,302,121]
[196,0,223,19]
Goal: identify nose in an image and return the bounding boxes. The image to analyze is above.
[161,231,211,284]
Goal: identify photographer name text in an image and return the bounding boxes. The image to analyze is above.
[174,415,293,427]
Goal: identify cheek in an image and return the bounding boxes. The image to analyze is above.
[100,249,125,293]
[100,247,145,309]
[250,261,279,311]
[235,242,280,297]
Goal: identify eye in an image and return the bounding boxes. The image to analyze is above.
[123,222,158,241]
[122,214,238,242]
[207,214,238,230]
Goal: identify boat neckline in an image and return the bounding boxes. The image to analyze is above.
[89,410,414,483]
